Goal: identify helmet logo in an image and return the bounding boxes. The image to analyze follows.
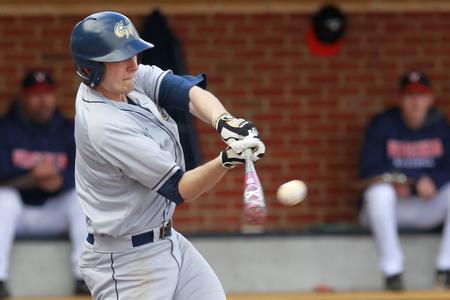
[114,20,133,39]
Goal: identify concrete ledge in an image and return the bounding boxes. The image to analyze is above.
[195,235,440,292]
[9,234,441,296]
[10,241,72,297]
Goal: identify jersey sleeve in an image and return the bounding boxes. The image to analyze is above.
[60,120,76,192]
[0,120,27,182]
[427,121,450,189]
[158,73,207,112]
[134,64,171,106]
[89,115,180,191]
[157,169,185,204]
[359,116,393,179]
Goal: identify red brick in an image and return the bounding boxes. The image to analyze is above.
[1,11,450,234]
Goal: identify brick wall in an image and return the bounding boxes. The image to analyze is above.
[1,12,450,233]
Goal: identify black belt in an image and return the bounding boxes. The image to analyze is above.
[86,221,172,248]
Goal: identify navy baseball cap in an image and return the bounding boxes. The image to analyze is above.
[22,70,55,95]
[400,70,432,94]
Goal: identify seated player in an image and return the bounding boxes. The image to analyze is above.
[0,70,89,298]
[359,70,450,291]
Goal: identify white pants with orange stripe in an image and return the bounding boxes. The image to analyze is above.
[359,182,450,276]
[80,229,226,300]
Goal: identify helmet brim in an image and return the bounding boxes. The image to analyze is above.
[91,38,154,62]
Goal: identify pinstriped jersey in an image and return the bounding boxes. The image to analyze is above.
[74,64,185,237]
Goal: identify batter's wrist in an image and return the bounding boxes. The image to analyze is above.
[212,112,231,129]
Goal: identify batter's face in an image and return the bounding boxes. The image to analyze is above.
[21,91,56,124]
[98,56,139,101]
[399,92,434,129]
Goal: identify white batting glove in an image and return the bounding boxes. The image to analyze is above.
[213,113,261,145]
[230,137,265,160]
[220,137,266,168]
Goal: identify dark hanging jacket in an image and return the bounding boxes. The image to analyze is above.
[140,9,202,171]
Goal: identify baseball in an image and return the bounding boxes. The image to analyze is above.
[277,180,307,206]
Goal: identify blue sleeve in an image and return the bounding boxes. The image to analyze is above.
[0,122,27,182]
[158,73,207,112]
[157,169,185,204]
[359,117,393,179]
[427,123,450,189]
[60,121,76,192]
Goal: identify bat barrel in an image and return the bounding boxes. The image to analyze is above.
[244,204,267,225]
[243,147,267,225]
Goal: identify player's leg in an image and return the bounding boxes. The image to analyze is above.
[16,193,69,236]
[395,185,448,229]
[431,183,450,274]
[81,240,179,300]
[16,190,86,281]
[79,248,117,300]
[0,187,23,282]
[394,183,450,288]
[172,232,226,300]
[360,183,403,276]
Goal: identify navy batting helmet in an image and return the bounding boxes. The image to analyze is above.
[70,11,154,87]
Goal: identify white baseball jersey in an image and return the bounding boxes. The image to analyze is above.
[74,64,185,237]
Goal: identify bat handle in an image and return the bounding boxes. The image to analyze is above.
[244,148,253,160]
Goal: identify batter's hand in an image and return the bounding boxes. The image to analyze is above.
[213,113,260,144]
[220,137,265,168]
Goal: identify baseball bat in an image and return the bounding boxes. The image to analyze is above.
[243,148,267,225]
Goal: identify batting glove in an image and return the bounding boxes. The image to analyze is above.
[213,113,261,145]
[220,137,266,168]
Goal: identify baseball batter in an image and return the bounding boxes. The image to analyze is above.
[70,11,265,300]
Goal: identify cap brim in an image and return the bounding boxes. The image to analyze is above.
[23,83,55,95]
[401,83,432,94]
[306,27,342,57]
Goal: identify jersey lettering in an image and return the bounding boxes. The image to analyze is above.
[12,148,68,170]
[387,138,443,169]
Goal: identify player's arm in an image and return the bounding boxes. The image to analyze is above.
[0,161,62,192]
[178,138,264,202]
[0,135,36,189]
[0,174,36,189]
[158,73,225,123]
[0,157,42,190]
[59,122,76,192]
[188,86,263,146]
[158,74,262,146]
[427,123,450,189]
[177,157,228,203]
[359,117,394,180]
[188,86,226,124]
[159,137,265,203]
